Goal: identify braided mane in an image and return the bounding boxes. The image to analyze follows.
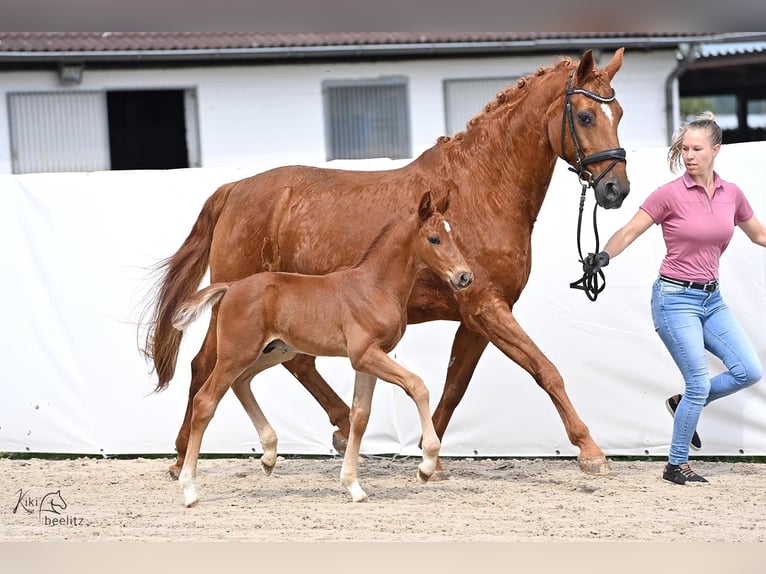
[438,57,576,144]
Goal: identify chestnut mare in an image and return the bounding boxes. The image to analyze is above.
[143,48,630,479]
[170,192,473,505]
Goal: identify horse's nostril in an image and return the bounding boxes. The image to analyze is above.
[459,272,474,287]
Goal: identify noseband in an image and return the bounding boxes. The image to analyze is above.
[561,71,626,301]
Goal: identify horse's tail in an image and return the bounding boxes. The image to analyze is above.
[141,182,236,392]
[172,284,230,331]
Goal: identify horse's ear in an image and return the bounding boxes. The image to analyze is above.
[576,49,595,82]
[602,47,625,81]
[419,191,434,220]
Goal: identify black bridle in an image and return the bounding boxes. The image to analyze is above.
[561,71,626,301]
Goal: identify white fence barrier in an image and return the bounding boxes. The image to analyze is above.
[2,144,766,457]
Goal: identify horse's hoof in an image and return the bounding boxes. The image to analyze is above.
[578,456,611,476]
[428,469,451,482]
[332,430,349,454]
[168,464,181,480]
[261,461,275,476]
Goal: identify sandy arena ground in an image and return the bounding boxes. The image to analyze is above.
[2,455,765,543]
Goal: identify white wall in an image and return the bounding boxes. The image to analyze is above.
[2,143,766,457]
[0,48,677,174]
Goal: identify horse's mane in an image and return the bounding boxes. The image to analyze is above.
[351,216,401,269]
[439,57,576,144]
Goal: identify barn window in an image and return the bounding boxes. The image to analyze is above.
[679,93,766,143]
[8,89,200,174]
[443,77,516,136]
[323,77,410,161]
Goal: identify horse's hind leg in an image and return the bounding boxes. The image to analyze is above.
[339,371,377,502]
[281,354,352,453]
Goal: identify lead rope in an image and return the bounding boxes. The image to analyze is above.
[569,181,605,301]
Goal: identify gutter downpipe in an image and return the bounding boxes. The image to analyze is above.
[664,42,700,145]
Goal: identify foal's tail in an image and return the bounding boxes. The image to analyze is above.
[140,182,236,392]
[172,284,230,331]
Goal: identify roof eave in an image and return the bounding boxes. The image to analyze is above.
[0,36,709,64]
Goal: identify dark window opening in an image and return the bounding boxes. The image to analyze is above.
[107,90,189,170]
[680,57,766,144]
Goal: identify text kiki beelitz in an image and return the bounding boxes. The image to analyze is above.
[13,488,86,526]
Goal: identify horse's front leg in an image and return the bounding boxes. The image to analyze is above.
[339,371,377,502]
[427,324,489,480]
[281,354,352,454]
[461,292,610,476]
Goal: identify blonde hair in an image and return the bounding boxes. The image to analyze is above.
[667,111,723,173]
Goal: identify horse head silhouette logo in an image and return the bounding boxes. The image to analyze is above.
[38,490,67,518]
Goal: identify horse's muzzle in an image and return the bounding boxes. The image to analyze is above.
[451,271,474,291]
[595,178,630,210]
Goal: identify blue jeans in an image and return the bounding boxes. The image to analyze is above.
[651,277,763,464]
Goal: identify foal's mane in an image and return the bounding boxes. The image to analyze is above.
[439,57,577,144]
[351,216,401,269]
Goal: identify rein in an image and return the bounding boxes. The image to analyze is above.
[560,70,626,301]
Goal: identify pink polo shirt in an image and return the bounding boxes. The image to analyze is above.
[640,171,753,282]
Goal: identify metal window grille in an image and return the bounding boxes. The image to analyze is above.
[323,78,410,160]
[443,77,516,136]
[8,91,110,174]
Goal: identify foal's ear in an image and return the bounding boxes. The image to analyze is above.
[437,191,451,215]
[418,191,434,220]
[602,47,625,81]
[576,49,595,82]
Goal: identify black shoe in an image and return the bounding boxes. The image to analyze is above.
[666,394,702,450]
[662,463,708,485]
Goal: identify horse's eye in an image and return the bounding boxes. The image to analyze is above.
[578,111,594,126]
[428,236,441,245]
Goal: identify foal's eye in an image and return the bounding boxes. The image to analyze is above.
[428,236,441,245]
[577,111,594,126]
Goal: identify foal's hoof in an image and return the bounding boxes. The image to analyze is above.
[332,430,349,454]
[578,456,611,476]
[416,468,432,484]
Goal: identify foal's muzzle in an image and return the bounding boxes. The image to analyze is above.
[451,271,474,291]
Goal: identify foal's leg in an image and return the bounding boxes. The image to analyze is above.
[281,354,352,453]
[353,349,441,484]
[462,294,610,476]
[227,343,299,475]
[170,316,219,479]
[231,375,280,476]
[178,360,245,507]
[339,371,377,502]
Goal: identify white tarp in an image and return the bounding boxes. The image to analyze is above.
[2,144,766,458]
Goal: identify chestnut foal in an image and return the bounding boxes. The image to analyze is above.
[171,191,473,506]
